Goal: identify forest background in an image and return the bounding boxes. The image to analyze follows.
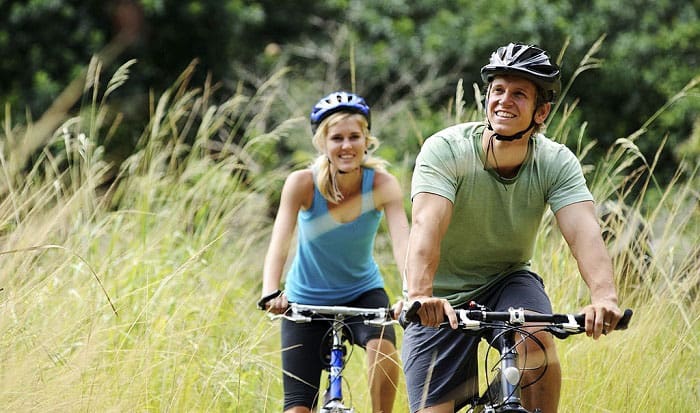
[0,1,698,412]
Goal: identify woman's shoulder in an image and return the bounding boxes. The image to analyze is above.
[371,168,399,185]
[286,168,314,185]
[284,169,315,195]
[284,169,315,209]
[371,168,403,203]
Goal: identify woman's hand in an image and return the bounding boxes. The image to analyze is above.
[257,290,288,314]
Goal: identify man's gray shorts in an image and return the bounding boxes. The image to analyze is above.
[401,271,552,412]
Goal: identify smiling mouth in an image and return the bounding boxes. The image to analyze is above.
[495,110,516,118]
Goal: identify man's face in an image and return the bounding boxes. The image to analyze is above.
[487,76,547,136]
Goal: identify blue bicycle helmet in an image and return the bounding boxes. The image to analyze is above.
[310,91,371,133]
[481,43,561,102]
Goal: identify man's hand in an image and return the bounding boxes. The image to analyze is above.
[581,298,622,340]
[408,296,458,329]
[391,299,405,321]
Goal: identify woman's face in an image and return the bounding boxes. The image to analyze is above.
[487,75,548,136]
[324,114,367,173]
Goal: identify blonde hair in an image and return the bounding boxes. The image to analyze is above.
[311,112,388,203]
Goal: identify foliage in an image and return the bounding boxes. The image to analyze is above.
[1,1,698,183]
[0,0,109,111]
[562,0,700,180]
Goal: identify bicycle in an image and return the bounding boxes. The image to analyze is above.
[401,301,633,413]
[271,302,397,413]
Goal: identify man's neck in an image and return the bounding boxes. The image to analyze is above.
[482,129,531,178]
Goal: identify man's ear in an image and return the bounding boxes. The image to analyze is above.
[535,102,551,124]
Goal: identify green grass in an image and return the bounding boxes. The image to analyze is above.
[0,58,698,412]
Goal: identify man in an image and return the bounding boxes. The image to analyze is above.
[401,43,623,413]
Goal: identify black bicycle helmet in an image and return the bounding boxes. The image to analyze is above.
[310,91,371,133]
[480,43,561,102]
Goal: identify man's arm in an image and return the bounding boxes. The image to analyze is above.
[406,192,458,328]
[555,200,622,339]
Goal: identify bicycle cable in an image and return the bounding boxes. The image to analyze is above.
[315,315,357,408]
[482,324,549,406]
[315,317,356,370]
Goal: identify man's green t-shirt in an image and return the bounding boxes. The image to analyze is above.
[411,122,593,306]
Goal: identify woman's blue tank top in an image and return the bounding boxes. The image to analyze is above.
[285,167,384,305]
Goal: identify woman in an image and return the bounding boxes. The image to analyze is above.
[258,91,409,413]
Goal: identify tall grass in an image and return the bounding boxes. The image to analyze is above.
[0,51,698,413]
[534,72,700,411]
[0,60,291,411]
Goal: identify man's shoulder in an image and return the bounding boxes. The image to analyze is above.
[424,122,483,150]
[430,121,483,139]
[533,133,577,160]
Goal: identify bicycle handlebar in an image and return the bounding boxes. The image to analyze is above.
[400,301,633,337]
[270,303,397,326]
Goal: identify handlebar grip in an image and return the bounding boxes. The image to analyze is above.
[399,301,422,327]
[616,308,633,330]
[573,308,634,330]
[257,289,283,310]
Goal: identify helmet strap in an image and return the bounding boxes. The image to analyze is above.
[485,94,543,142]
[486,116,537,142]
